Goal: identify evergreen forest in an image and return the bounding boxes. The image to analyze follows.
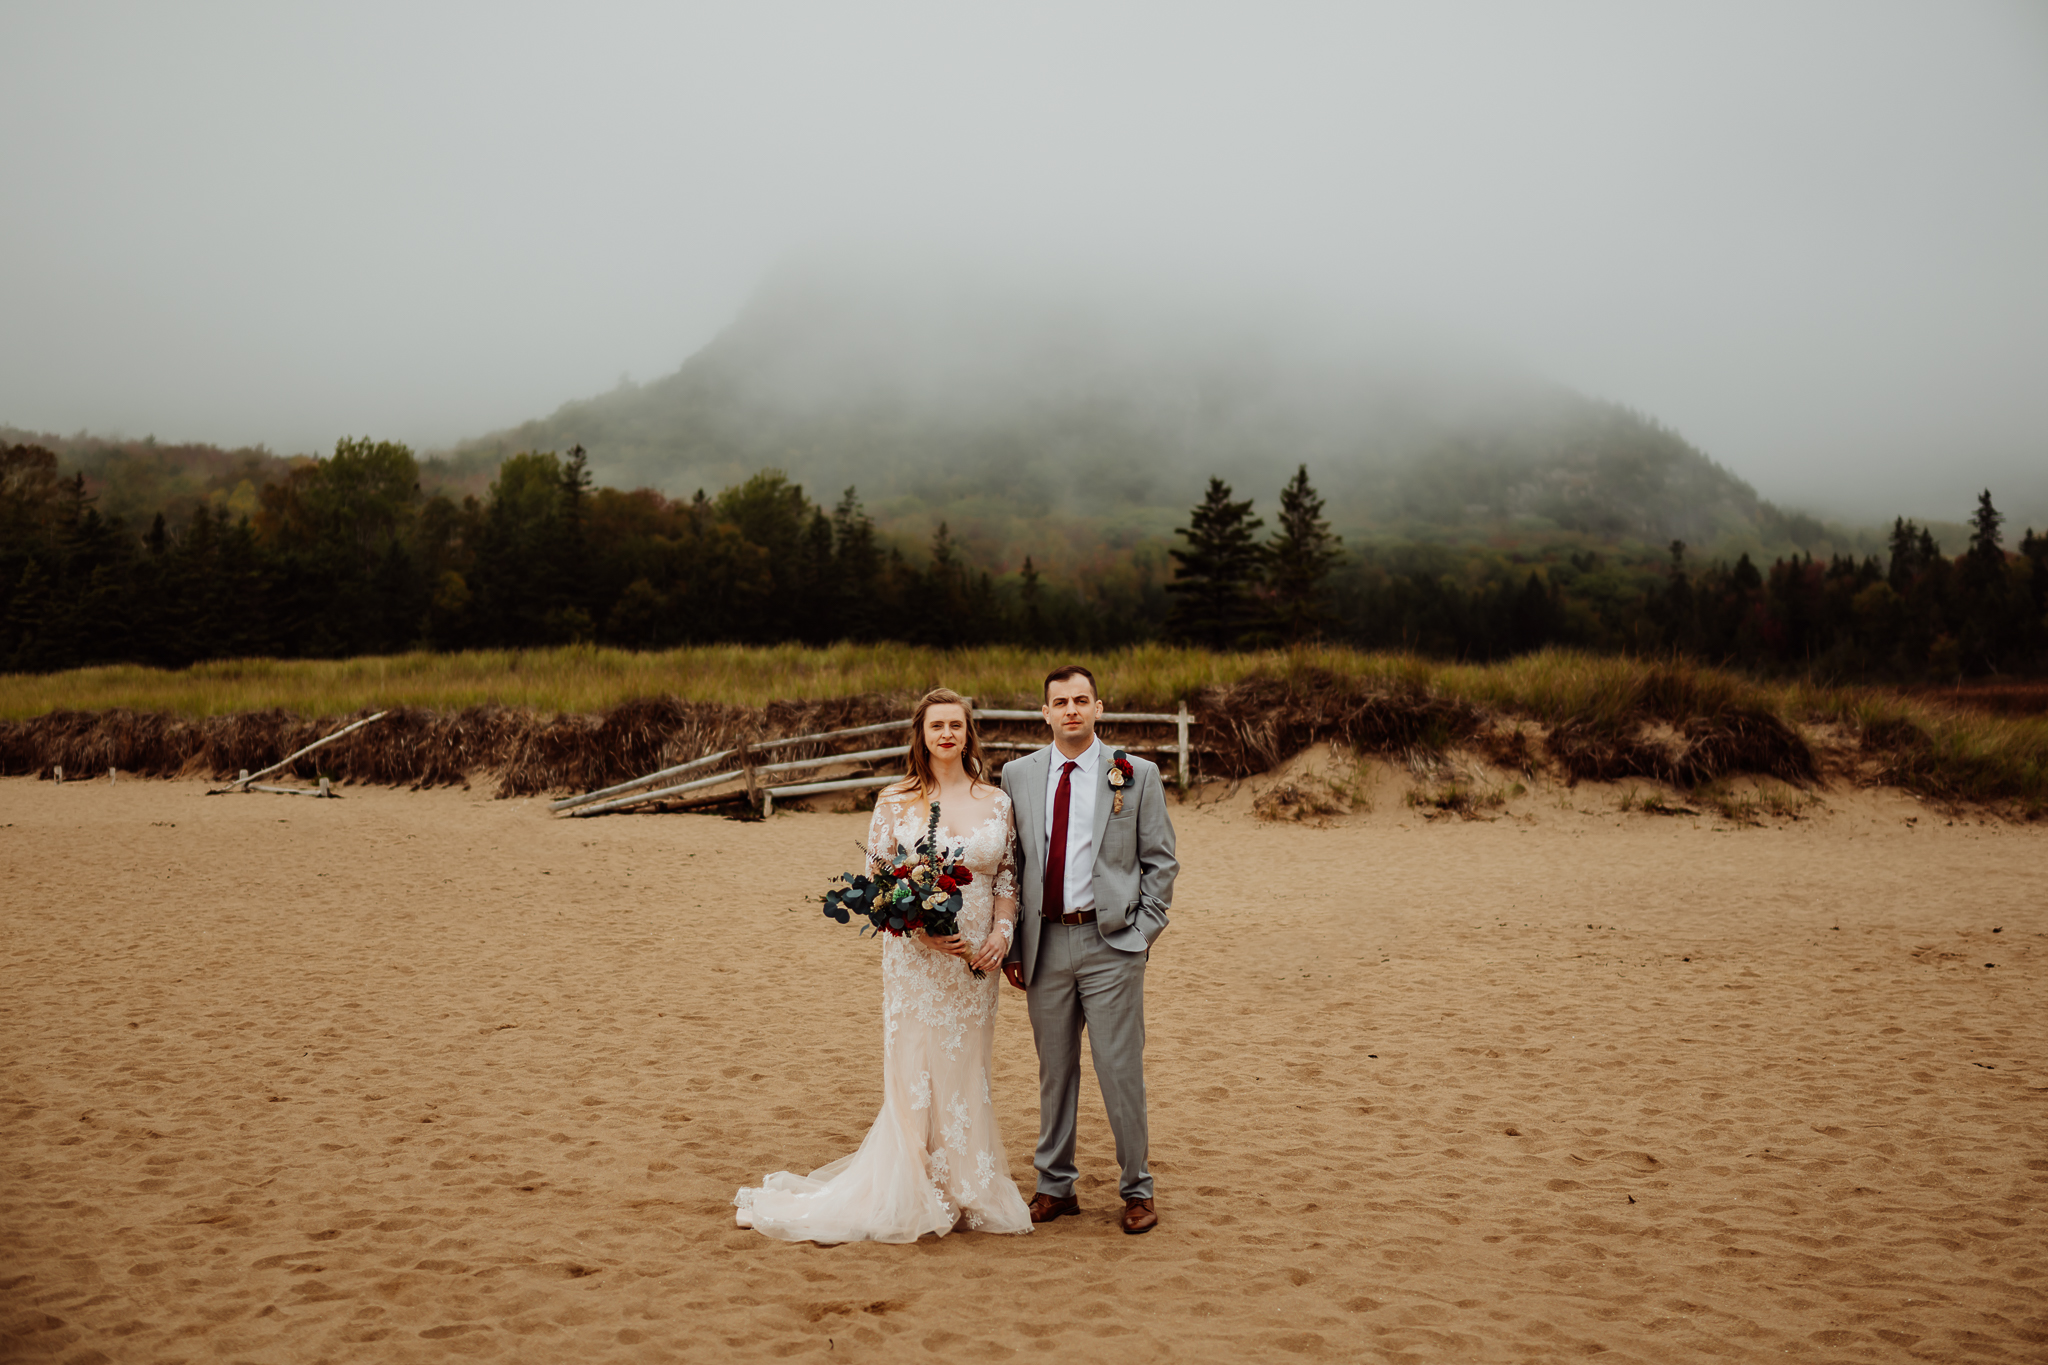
[3,436,2044,681]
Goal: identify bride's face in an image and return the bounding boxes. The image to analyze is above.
[923,704,969,763]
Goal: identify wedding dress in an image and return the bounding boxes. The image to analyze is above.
[733,789,1034,1243]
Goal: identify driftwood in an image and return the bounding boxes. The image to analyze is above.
[209,712,389,794]
[246,777,337,798]
[547,746,742,813]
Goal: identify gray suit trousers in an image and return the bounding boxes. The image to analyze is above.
[1026,918,1150,1201]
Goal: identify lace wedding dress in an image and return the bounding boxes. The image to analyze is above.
[733,790,1034,1244]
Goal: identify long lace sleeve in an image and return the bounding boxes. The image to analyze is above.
[991,794,1021,940]
[867,796,902,870]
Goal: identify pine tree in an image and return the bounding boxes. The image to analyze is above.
[472,451,593,646]
[829,487,883,639]
[1887,517,1922,591]
[922,522,969,638]
[557,445,595,631]
[1019,555,1045,646]
[1509,572,1555,654]
[1967,489,2004,578]
[1167,478,1265,649]
[2023,527,2048,624]
[1660,539,1701,654]
[797,505,837,643]
[1960,489,2019,673]
[1266,465,1343,642]
[2,560,50,670]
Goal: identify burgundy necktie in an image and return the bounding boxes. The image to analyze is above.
[1044,760,1078,917]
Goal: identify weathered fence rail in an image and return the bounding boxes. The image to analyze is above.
[207,711,388,796]
[548,716,916,817]
[553,702,1197,817]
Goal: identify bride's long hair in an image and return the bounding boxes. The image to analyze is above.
[888,687,991,798]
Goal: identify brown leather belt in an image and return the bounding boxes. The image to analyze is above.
[1042,909,1097,925]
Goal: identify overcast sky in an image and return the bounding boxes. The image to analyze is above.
[4,1,2045,523]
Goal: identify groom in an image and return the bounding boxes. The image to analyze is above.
[1001,664,1178,1235]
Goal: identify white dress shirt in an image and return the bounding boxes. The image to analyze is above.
[1042,737,1101,914]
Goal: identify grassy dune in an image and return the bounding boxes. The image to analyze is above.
[2,646,2042,810]
[0,642,1930,718]
[0,643,1487,718]
[0,644,1212,719]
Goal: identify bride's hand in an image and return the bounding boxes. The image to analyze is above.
[915,929,966,959]
[969,930,1007,974]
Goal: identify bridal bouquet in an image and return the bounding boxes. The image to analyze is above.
[822,801,984,977]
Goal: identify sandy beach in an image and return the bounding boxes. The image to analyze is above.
[2,765,2042,1362]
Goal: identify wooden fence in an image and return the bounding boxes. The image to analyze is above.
[550,702,1196,818]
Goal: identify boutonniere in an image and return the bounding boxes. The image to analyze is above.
[1107,750,1134,814]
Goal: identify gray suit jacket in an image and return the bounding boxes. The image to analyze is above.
[1001,743,1178,986]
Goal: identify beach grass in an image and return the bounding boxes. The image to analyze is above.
[0,644,1189,719]
[0,643,1441,719]
[0,643,1803,720]
[2,645,2042,810]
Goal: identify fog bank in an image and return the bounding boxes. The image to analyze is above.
[2,2,2044,527]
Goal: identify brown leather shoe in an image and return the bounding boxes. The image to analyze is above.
[1120,1197,1158,1235]
[1028,1192,1079,1224]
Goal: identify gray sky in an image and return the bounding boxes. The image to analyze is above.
[4,1,2045,524]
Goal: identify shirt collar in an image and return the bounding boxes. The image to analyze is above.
[1053,737,1101,775]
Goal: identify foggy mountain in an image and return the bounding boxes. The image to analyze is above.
[445,270,1809,558]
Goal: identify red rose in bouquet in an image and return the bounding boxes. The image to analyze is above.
[822,801,985,977]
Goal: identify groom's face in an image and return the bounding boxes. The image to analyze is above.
[1042,676,1104,750]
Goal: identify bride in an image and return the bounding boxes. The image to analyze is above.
[734,687,1034,1243]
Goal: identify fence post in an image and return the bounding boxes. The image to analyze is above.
[1175,702,1190,791]
[53,765,63,784]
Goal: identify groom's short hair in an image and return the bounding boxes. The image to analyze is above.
[1043,665,1097,700]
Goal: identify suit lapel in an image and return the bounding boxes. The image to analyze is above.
[1089,745,1115,855]
[1015,746,1051,853]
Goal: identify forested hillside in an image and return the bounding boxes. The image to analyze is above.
[5,275,2041,680]
[446,274,1836,574]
